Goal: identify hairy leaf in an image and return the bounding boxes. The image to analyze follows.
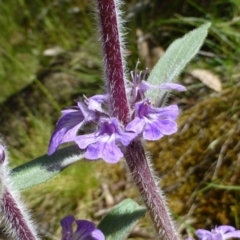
[10,145,84,190]
[146,22,211,104]
[98,199,146,240]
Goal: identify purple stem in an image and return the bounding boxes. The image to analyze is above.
[0,187,37,240]
[96,0,179,238]
[124,140,179,239]
[96,0,129,123]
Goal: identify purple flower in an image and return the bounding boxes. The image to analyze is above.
[195,225,240,240]
[48,62,185,163]
[48,94,109,155]
[84,94,109,113]
[75,118,136,163]
[48,102,96,155]
[126,99,178,140]
[61,215,105,240]
[129,65,186,103]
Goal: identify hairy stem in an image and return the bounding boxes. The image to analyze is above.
[124,140,179,240]
[0,143,38,240]
[96,0,179,238]
[0,188,38,240]
[96,0,130,123]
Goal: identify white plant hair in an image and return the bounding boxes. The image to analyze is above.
[0,142,39,240]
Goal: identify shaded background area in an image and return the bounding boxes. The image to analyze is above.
[0,0,240,239]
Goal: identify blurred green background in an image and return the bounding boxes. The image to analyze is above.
[1,0,240,239]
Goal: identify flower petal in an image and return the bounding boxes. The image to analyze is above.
[157,83,186,91]
[117,130,137,146]
[74,220,96,239]
[61,215,75,240]
[196,229,214,240]
[75,133,99,149]
[128,101,179,141]
[75,118,125,163]
[126,117,145,135]
[148,105,179,119]
[78,102,97,121]
[138,80,152,93]
[143,120,164,140]
[216,225,236,234]
[84,137,123,163]
[48,110,84,155]
[90,229,105,240]
[87,94,109,112]
[157,105,179,119]
[157,119,178,135]
[224,230,240,239]
[140,81,186,93]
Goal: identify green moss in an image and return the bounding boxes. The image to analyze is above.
[148,85,240,231]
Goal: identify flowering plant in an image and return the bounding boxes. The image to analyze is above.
[0,0,227,240]
[187,225,240,240]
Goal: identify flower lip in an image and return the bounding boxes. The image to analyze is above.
[48,96,106,155]
[61,215,75,240]
[75,117,137,163]
[61,215,105,240]
[126,99,179,141]
[195,225,240,240]
[48,107,86,155]
[84,94,109,113]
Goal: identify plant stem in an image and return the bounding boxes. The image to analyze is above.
[124,140,179,240]
[0,143,38,240]
[96,0,179,238]
[0,188,38,240]
[96,0,130,123]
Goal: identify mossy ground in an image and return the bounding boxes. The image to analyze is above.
[149,84,240,234]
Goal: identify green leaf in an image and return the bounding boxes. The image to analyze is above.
[98,199,146,240]
[145,22,211,104]
[10,145,84,190]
